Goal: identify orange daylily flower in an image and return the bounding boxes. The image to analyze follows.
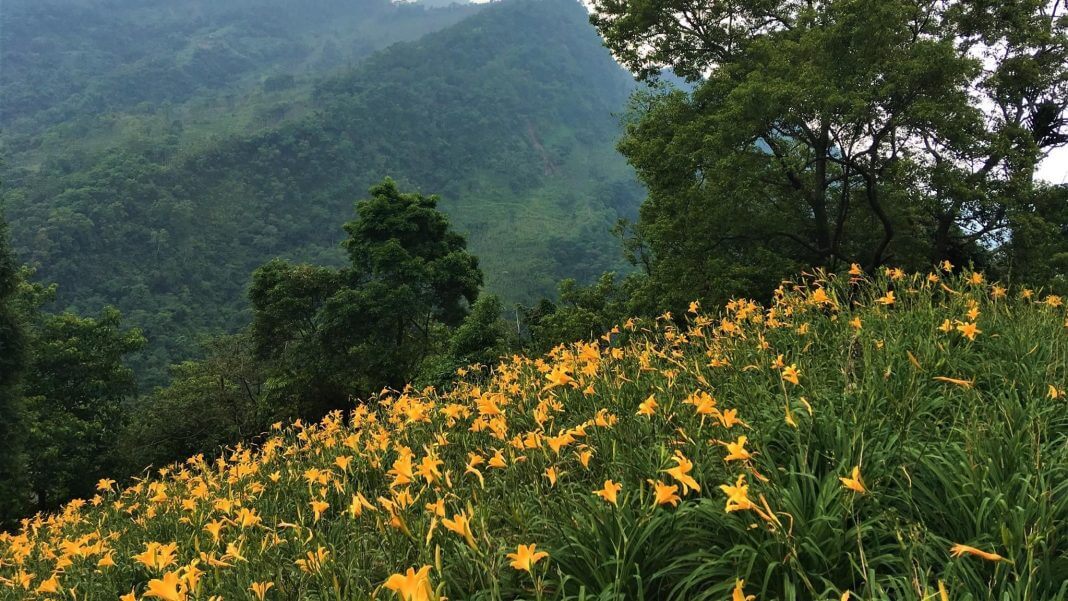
[384,565,434,601]
[720,436,752,462]
[594,480,622,506]
[442,512,477,549]
[36,574,60,594]
[955,321,981,341]
[544,466,558,487]
[781,364,801,385]
[732,579,756,601]
[309,500,329,522]
[133,542,179,572]
[719,474,755,513]
[950,543,1004,562]
[648,479,681,507]
[636,394,658,416]
[663,452,701,494]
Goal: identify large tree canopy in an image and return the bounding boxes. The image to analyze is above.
[249,179,483,418]
[591,0,1067,306]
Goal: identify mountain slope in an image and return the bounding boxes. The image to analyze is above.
[3,0,643,384]
[2,268,1064,598]
[0,0,482,167]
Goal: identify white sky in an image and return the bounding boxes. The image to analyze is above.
[1038,147,1068,184]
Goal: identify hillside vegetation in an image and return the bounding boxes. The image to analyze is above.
[3,267,1065,600]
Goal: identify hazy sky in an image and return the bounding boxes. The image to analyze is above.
[1039,147,1068,184]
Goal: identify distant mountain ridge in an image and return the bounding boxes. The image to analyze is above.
[3,0,643,385]
[0,0,480,125]
[0,0,483,166]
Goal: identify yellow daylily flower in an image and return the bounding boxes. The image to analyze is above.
[507,544,548,573]
[839,466,867,494]
[648,479,681,507]
[384,565,434,601]
[950,543,1004,562]
[594,480,622,506]
[145,571,186,601]
[250,581,275,601]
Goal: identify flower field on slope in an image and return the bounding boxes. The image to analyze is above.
[2,266,1067,601]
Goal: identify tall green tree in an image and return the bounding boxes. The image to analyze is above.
[591,0,1067,307]
[250,179,483,417]
[0,212,29,525]
[16,278,145,510]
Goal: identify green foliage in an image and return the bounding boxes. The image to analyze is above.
[522,272,655,353]
[0,213,29,525]
[15,277,146,511]
[591,0,1068,310]
[250,179,483,418]
[2,0,641,386]
[122,332,269,473]
[448,295,511,368]
[417,295,514,389]
[998,184,1068,294]
[550,497,689,599]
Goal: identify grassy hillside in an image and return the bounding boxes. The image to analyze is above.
[2,266,1065,600]
[2,0,643,384]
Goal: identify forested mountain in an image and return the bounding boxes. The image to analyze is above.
[1,0,642,385]
[0,0,483,167]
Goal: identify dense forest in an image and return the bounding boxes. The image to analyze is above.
[0,4,1066,595]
